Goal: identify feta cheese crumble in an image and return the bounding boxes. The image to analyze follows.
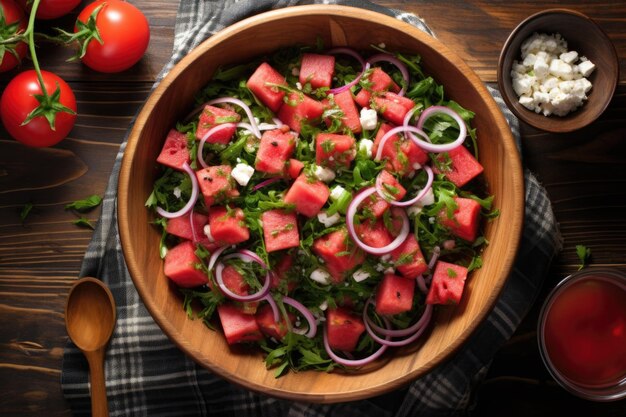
[231,163,255,186]
[317,211,341,227]
[310,268,331,285]
[359,108,378,131]
[313,165,336,182]
[510,32,595,116]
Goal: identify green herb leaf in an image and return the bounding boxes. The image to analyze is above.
[65,195,103,212]
[576,244,591,270]
[73,217,94,229]
[20,203,33,223]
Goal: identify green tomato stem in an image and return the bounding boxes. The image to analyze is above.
[26,0,48,98]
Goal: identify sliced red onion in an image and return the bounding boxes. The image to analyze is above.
[327,47,369,94]
[364,304,433,347]
[346,187,410,255]
[375,124,465,156]
[364,298,432,338]
[208,245,228,271]
[366,53,410,96]
[197,123,237,168]
[215,260,271,302]
[236,122,261,138]
[416,274,428,294]
[189,210,197,244]
[283,296,317,338]
[156,162,199,219]
[262,293,280,323]
[237,249,268,269]
[322,322,389,367]
[428,246,441,270]
[271,117,283,127]
[416,105,467,149]
[374,166,434,207]
[403,106,421,127]
[208,97,261,138]
[252,177,281,192]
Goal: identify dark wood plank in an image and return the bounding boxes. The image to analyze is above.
[0,0,625,415]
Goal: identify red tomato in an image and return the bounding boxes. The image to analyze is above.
[1,70,77,147]
[76,0,150,73]
[17,0,81,20]
[0,0,28,72]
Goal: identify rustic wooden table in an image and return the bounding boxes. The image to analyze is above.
[1,1,624,415]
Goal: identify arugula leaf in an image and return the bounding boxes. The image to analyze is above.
[20,203,33,223]
[576,244,591,270]
[73,217,94,229]
[65,195,102,212]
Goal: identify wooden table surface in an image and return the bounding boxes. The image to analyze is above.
[1,1,625,415]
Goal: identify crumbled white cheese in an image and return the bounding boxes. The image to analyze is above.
[310,268,331,285]
[407,188,435,216]
[318,300,328,311]
[330,185,347,201]
[296,82,303,90]
[173,186,182,199]
[203,225,215,243]
[317,211,341,227]
[352,269,370,282]
[359,108,378,131]
[358,138,374,158]
[511,32,595,117]
[313,165,336,182]
[231,163,255,186]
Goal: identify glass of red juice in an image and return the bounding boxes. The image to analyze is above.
[538,268,626,401]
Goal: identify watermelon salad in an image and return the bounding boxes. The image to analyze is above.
[145,44,498,375]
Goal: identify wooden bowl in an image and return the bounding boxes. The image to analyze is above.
[497,9,619,133]
[118,5,524,403]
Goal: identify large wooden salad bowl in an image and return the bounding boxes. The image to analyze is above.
[118,5,524,403]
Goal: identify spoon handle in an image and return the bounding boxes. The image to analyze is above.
[86,348,109,417]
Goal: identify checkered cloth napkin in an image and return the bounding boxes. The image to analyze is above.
[61,1,563,415]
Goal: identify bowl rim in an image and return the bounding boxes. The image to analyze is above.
[118,4,525,402]
[497,8,619,133]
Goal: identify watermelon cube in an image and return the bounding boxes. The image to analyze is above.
[246,62,287,112]
[195,165,239,207]
[220,263,250,296]
[283,173,329,217]
[332,90,362,133]
[286,158,304,179]
[255,304,294,340]
[195,105,240,144]
[255,128,297,175]
[208,205,249,245]
[354,218,393,249]
[217,303,263,344]
[375,273,416,315]
[354,67,400,108]
[277,92,324,133]
[377,170,406,201]
[326,307,366,352]
[299,53,335,89]
[374,123,428,176]
[439,197,481,242]
[315,133,356,168]
[433,145,484,187]
[390,234,428,279]
[163,241,207,288]
[165,211,208,242]
[156,129,190,171]
[361,193,390,218]
[270,255,296,293]
[261,209,300,252]
[426,261,468,305]
[371,92,415,126]
[312,228,365,282]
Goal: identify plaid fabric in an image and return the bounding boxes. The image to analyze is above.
[61,1,562,416]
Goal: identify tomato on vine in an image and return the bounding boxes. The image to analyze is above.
[18,0,81,20]
[1,69,77,147]
[59,0,150,73]
[0,0,28,72]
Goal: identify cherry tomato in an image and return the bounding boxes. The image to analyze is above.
[76,0,150,73]
[17,0,82,20]
[1,70,77,147]
[0,0,27,72]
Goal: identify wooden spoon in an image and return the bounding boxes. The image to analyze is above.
[65,277,116,417]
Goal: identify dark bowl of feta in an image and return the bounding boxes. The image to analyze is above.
[498,9,618,133]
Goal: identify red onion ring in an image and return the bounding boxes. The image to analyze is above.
[428,246,441,270]
[215,259,271,302]
[207,97,261,138]
[374,166,434,207]
[252,177,281,192]
[364,304,433,347]
[346,187,410,255]
[156,162,199,219]
[322,321,389,367]
[235,122,261,138]
[283,296,317,338]
[416,274,428,294]
[262,293,280,324]
[189,210,197,244]
[237,249,268,269]
[366,53,410,96]
[197,123,237,168]
[327,47,370,94]
[416,105,467,149]
[364,298,432,338]
[403,106,421,127]
[208,245,228,271]
[375,124,465,155]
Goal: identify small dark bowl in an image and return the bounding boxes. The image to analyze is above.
[498,9,618,133]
